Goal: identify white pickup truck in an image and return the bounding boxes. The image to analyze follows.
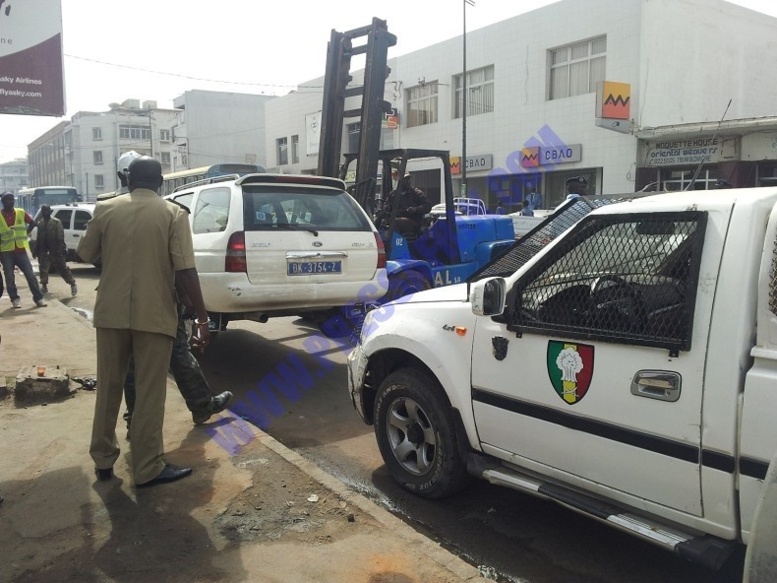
[347,188,777,576]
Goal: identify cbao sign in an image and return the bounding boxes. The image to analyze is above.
[451,154,493,175]
[0,0,65,116]
[520,144,582,168]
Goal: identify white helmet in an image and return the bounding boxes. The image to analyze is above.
[118,150,142,174]
[117,151,142,188]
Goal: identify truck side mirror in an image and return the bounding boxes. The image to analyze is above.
[471,277,506,316]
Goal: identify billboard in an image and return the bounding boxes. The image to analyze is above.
[0,0,65,116]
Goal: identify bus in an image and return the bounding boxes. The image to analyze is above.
[16,186,81,216]
[161,163,264,196]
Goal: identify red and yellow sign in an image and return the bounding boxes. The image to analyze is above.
[597,81,631,120]
[450,156,462,176]
[520,147,540,168]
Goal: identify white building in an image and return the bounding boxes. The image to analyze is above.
[28,99,178,199]
[27,91,275,200]
[265,0,777,211]
[171,90,276,172]
[0,158,28,194]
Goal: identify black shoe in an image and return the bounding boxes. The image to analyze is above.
[136,464,192,488]
[95,467,114,481]
[192,391,233,424]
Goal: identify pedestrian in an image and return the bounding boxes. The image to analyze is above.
[100,151,233,437]
[0,192,47,308]
[495,202,506,215]
[525,186,542,212]
[77,155,211,489]
[519,202,534,217]
[565,176,589,198]
[32,204,77,297]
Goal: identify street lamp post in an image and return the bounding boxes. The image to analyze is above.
[462,0,475,197]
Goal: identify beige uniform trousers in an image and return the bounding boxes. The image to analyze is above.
[90,328,173,485]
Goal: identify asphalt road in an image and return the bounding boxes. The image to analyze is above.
[61,263,744,583]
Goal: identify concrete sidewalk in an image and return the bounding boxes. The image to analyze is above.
[0,285,487,583]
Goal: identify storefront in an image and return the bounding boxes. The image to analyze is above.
[452,148,603,212]
[635,118,777,191]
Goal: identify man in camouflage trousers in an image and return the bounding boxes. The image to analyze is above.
[32,204,77,297]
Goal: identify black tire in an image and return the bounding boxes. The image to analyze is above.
[383,270,432,303]
[374,368,471,498]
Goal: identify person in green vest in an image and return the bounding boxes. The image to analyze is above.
[0,192,46,309]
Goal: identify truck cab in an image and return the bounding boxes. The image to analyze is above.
[348,187,777,574]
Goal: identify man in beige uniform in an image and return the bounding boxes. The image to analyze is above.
[77,156,211,488]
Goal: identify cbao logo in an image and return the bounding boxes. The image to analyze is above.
[520,147,540,168]
[547,341,594,405]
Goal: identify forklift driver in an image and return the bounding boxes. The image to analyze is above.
[379,173,432,237]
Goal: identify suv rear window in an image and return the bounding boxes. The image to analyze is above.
[242,185,371,232]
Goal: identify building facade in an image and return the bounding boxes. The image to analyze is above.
[26,92,274,199]
[265,0,777,211]
[27,99,178,200]
[0,158,29,194]
[170,90,276,172]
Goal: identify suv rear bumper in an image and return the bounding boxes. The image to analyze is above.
[199,272,388,314]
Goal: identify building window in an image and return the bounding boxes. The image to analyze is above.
[454,66,494,119]
[291,135,299,164]
[92,128,102,140]
[93,151,103,165]
[276,137,288,166]
[160,129,171,142]
[347,122,394,153]
[347,123,360,154]
[94,175,105,188]
[659,168,717,191]
[119,124,152,140]
[160,152,171,166]
[406,81,439,127]
[549,36,606,100]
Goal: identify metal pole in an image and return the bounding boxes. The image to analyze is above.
[462,0,467,197]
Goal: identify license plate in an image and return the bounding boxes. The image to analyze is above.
[287,260,342,275]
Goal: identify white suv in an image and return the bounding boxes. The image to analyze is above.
[165,173,388,332]
[30,203,95,263]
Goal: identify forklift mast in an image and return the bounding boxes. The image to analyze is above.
[316,18,397,217]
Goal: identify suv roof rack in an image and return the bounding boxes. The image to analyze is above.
[171,173,241,193]
[237,174,346,190]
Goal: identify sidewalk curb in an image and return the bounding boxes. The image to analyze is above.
[256,430,489,582]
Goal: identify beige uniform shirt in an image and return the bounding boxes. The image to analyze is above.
[76,188,196,338]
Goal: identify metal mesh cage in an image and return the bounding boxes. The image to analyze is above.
[470,196,630,282]
[502,211,706,353]
[771,240,777,316]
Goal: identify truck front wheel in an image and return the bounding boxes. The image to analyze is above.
[374,368,470,498]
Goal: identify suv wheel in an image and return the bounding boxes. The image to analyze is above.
[374,368,471,498]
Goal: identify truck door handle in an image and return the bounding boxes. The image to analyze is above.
[630,370,681,402]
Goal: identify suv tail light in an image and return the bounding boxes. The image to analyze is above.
[226,231,247,272]
[375,232,386,269]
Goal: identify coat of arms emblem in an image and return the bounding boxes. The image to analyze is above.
[546,341,594,405]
